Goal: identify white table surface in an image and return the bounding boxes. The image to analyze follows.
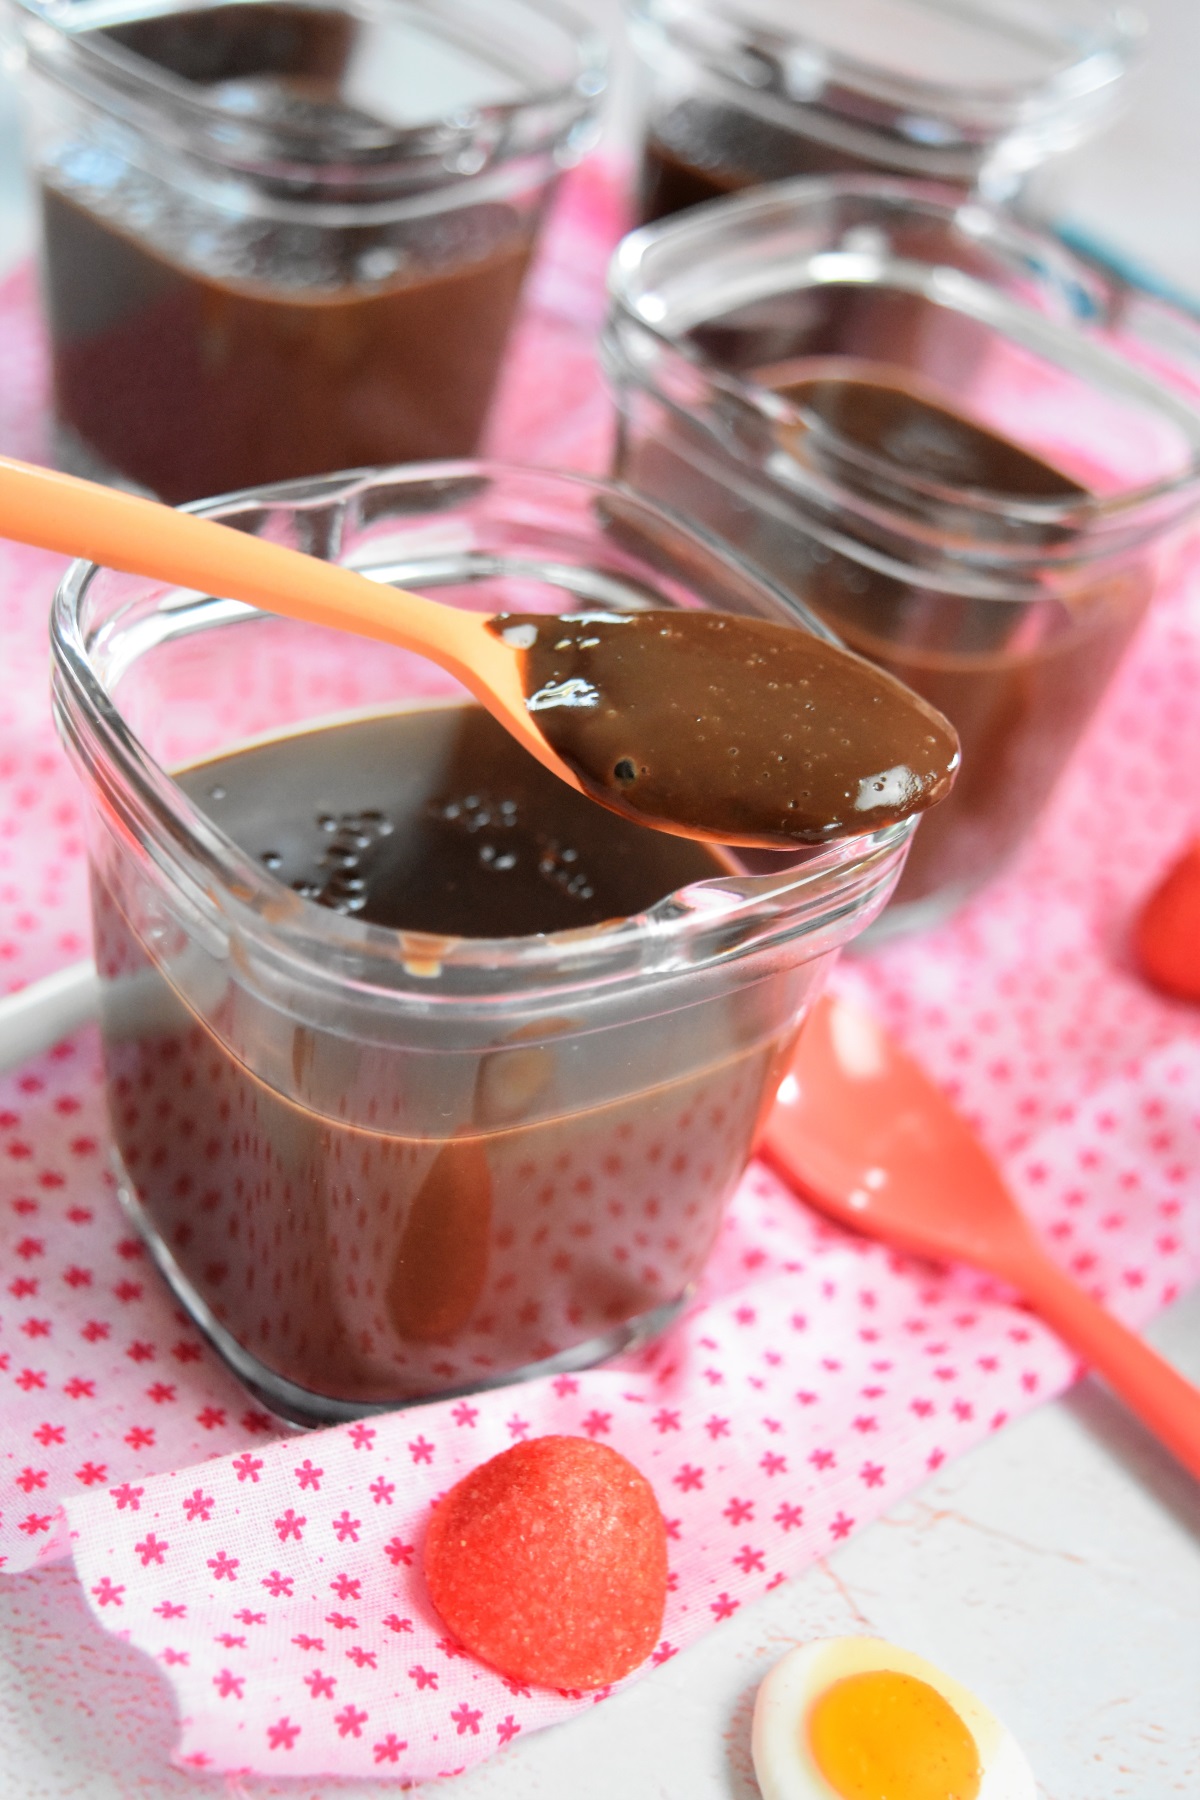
[1,1290,1198,1800]
[1,3,1198,1794]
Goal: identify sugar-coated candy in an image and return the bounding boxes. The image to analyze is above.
[1136,839,1200,1004]
[422,1434,668,1689]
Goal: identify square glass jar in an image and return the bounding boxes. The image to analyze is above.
[51,462,913,1423]
[10,0,605,502]
[603,179,1200,933]
[630,0,1139,223]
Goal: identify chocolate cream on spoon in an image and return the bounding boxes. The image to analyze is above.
[489,609,960,848]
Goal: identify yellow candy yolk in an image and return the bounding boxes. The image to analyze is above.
[807,1669,982,1800]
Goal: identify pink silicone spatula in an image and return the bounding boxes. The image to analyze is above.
[761,992,1200,1480]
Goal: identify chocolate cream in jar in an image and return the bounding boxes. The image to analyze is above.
[630,0,1138,223]
[52,464,914,1424]
[17,0,605,500]
[604,180,1200,931]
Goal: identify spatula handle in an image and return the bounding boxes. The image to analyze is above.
[1019,1246,1200,1482]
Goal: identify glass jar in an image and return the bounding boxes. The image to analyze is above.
[50,462,911,1425]
[603,179,1200,935]
[630,0,1140,224]
[8,0,605,503]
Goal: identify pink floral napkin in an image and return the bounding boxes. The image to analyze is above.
[1,161,1199,1782]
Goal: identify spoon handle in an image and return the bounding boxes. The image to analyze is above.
[0,454,467,669]
[0,453,562,777]
[1017,1243,1200,1482]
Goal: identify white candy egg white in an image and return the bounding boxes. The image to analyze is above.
[752,1636,1036,1800]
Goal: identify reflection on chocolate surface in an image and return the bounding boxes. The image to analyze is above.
[773,367,1087,501]
[639,100,878,225]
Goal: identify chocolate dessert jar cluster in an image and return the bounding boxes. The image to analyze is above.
[50,466,912,1425]
[630,0,1139,224]
[12,0,604,503]
[603,180,1200,933]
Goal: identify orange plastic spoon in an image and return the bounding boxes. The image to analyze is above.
[0,453,957,852]
[761,992,1200,1481]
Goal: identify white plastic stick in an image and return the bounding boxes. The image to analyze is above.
[0,960,100,1075]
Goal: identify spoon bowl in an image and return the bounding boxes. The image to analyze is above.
[762,992,1200,1481]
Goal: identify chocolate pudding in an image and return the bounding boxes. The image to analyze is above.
[773,370,1148,908]
[180,700,729,935]
[639,100,879,225]
[495,607,958,845]
[94,703,797,1408]
[633,0,1135,228]
[773,369,1089,501]
[618,364,1151,911]
[38,4,541,502]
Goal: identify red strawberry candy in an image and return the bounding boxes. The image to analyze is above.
[422,1434,668,1689]
[1136,838,1200,1004]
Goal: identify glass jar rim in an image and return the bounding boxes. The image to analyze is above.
[13,0,607,191]
[607,175,1200,534]
[50,461,914,1010]
[629,0,1142,139]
